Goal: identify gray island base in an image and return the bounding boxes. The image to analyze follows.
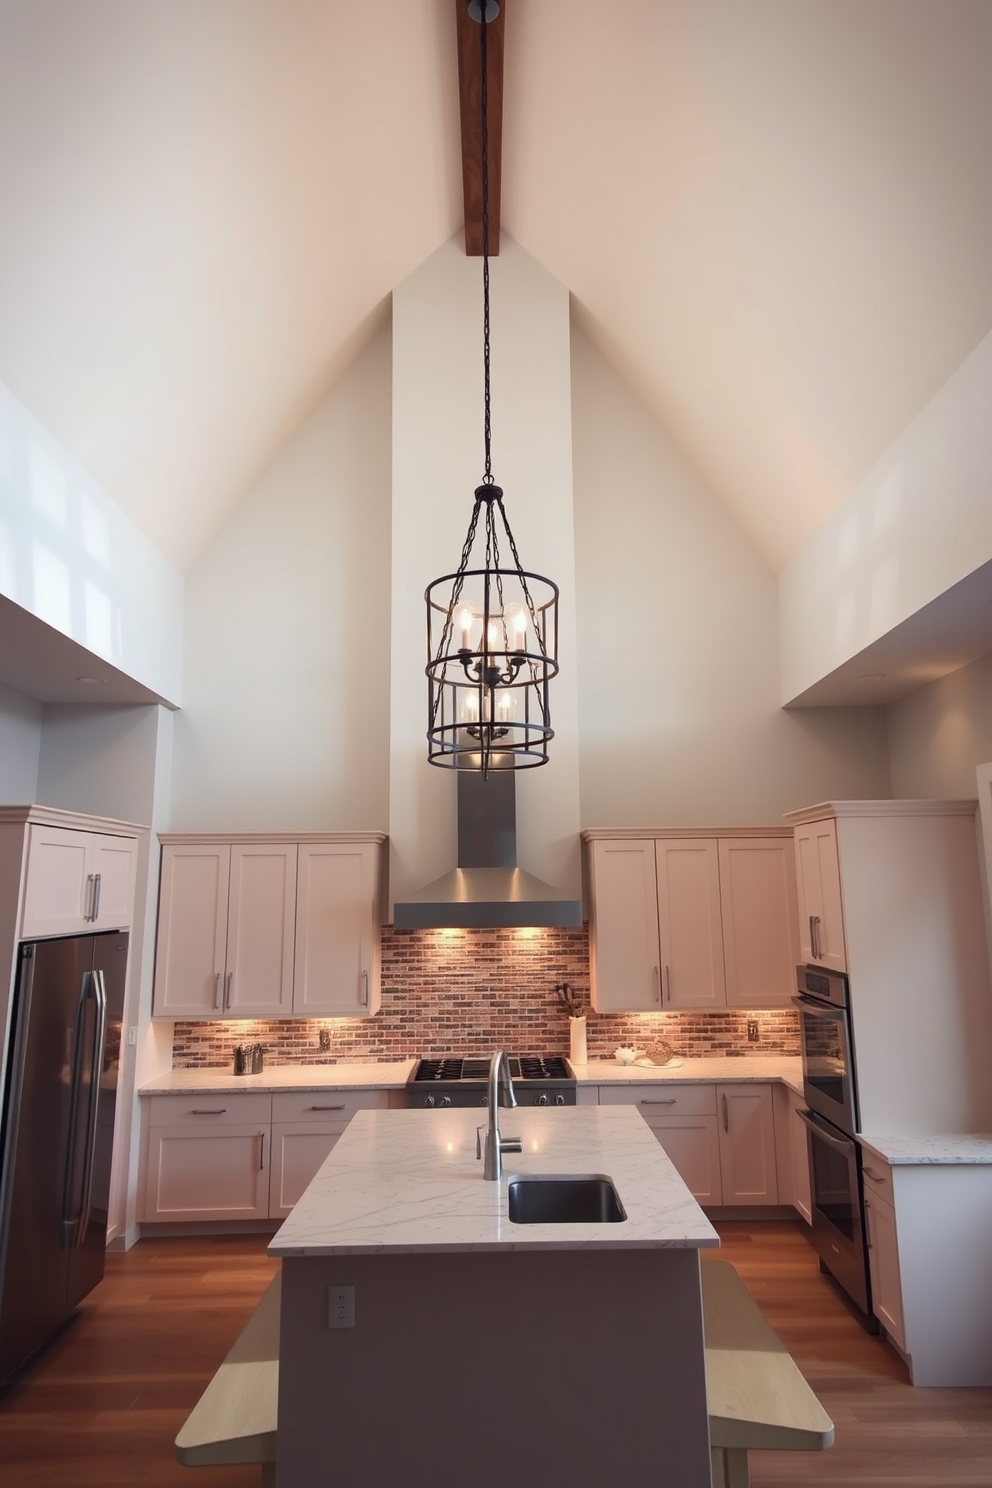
[270,1105,719,1488]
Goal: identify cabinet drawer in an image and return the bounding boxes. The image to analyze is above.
[146,1093,273,1127]
[598,1083,717,1116]
[271,1089,389,1123]
[861,1154,894,1203]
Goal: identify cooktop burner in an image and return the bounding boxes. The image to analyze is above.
[412,1055,572,1083]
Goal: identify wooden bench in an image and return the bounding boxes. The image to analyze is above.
[702,1258,834,1487]
[176,1261,833,1487]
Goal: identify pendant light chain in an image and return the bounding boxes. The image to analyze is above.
[481,4,493,485]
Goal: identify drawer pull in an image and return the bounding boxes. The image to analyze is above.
[863,1166,886,1183]
[640,1098,677,1106]
[214,973,222,1011]
[722,1093,729,1132]
[309,1103,346,1112]
[191,1108,227,1115]
[259,1131,265,1170]
[864,1199,873,1249]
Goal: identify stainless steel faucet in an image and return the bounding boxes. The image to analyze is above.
[477,1050,522,1180]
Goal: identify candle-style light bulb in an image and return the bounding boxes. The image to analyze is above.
[497,690,513,723]
[463,690,480,724]
[511,608,528,652]
[458,606,474,651]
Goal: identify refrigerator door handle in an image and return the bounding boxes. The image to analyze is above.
[61,972,94,1246]
[76,970,108,1245]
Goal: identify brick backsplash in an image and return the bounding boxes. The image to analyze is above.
[171,925,800,1068]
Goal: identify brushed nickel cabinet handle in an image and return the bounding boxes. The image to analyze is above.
[722,1093,729,1132]
[810,915,822,959]
[653,965,660,1002]
[663,965,671,1003]
[309,1103,346,1111]
[863,1166,886,1183]
[640,1098,677,1106]
[225,970,233,1009]
[864,1200,873,1249]
[259,1131,265,1170]
[361,970,370,1007]
[191,1108,228,1115]
[214,972,222,1010]
[92,872,101,922]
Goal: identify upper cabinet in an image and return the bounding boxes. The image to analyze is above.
[153,833,385,1021]
[15,814,142,940]
[584,829,799,1013]
[793,817,847,972]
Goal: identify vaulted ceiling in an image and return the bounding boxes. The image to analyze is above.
[1,0,990,574]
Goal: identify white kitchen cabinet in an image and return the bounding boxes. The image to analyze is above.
[793,817,846,972]
[153,842,296,1019]
[861,1157,904,1348]
[293,843,381,1017]
[585,840,662,1012]
[153,833,385,1021]
[141,1093,272,1222]
[584,828,798,1012]
[20,822,139,938]
[268,1090,389,1217]
[655,839,725,1010]
[603,1085,722,1204]
[719,838,799,1008]
[772,1085,812,1223]
[716,1083,779,1205]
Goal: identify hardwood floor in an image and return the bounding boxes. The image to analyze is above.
[0,1221,988,1486]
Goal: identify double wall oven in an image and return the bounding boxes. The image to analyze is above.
[794,966,875,1324]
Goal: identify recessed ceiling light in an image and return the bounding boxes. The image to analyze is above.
[77,675,105,685]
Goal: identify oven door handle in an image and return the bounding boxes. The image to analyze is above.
[792,994,847,1020]
[797,1108,855,1154]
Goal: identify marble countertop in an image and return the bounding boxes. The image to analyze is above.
[140,1054,802,1097]
[139,1060,416,1096]
[859,1133,992,1166]
[574,1055,803,1095]
[269,1104,720,1257]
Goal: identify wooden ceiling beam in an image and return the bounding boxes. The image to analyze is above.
[455,0,504,256]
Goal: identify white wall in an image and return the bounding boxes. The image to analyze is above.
[37,703,163,822]
[0,682,41,800]
[779,329,992,703]
[390,237,581,903]
[168,321,392,831]
[888,650,992,798]
[571,327,892,825]
[0,382,184,704]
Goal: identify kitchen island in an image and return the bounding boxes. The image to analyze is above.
[270,1103,719,1488]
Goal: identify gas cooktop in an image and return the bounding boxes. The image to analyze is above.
[412,1055,572,1083]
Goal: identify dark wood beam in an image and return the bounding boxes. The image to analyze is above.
[455,0,504,256]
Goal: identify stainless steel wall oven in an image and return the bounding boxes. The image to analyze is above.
[793,965,875,1325]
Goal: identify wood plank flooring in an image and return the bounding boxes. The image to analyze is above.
[0,1221,988,1486]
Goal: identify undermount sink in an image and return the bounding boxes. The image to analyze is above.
[507,1174,627,1224]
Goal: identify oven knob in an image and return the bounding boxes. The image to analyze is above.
[423,1095,435,1108]
[537,1093,549,1106]
[438,1096,452,1108]
[554,1093,565,1106]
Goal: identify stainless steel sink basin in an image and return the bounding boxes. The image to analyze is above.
[507,1175,627,1224]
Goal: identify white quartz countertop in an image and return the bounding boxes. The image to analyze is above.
[269,1105,720,1257]
[859,1133,992,1165]
[138,1060,416,1096]
[574,1055,803,1095]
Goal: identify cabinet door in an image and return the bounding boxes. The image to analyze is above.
[225,844,297,1017]
[294,843,380,1016]
[588,841,662,1012]
[656,839,725,1009]
[87,832,138,930]
[142,1126,270,1221]
[790,1091,812,1223]
[20,825,91,936]
[794,820,847,972]
[644,1117,723,1205]
[153,846,231,1018]
[717,1084,779,1204]
[865,1192,904,1348]
[719,838,799,1008]
[268,1124,342,1218]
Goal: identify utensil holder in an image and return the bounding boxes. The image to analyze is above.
[569,1015,587,1066]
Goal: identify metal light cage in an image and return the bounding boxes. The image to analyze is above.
[426,483,558,774]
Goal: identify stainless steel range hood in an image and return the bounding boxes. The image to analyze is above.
[392,773,582,930]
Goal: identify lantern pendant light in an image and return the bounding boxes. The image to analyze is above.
[425,0,559,777]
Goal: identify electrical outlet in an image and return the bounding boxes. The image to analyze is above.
[747,1019,759,1043]
[319,1028,332,1051]
[328,1285,355,1329]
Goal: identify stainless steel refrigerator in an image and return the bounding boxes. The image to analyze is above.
[0,931,128,1385]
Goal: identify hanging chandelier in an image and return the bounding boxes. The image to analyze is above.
[425,0,559,776]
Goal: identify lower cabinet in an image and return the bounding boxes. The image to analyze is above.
[598,1082,778,1206]
[772,1085,812,1224]
[141,1089,390,1223]
[861,1159,905,1349]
